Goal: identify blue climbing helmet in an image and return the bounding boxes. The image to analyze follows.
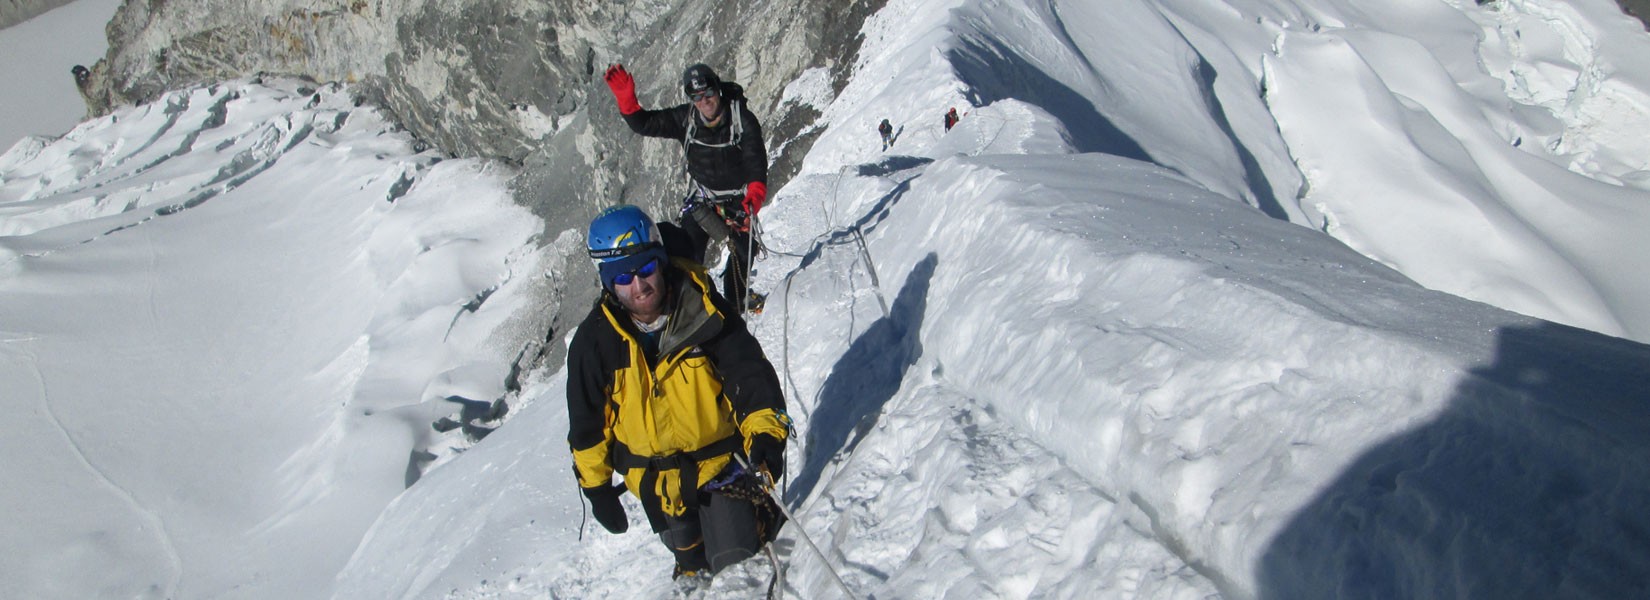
[587,205,669,289]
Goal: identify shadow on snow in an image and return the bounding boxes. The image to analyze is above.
[794,162,923,274]
[945,26,1291,222]
[788,253,939,503]
[1258,323,1650,599]
[945,35,1151,163]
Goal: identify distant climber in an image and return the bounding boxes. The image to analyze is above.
[568,204,791,581]
[602,62,770,314]
[943,107,960,132]
[70,65,91,92]
[878,118,893,150]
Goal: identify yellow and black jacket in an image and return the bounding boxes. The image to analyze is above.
[566,258,788,529]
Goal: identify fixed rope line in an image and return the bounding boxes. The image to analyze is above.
[735,454,862,600]
[771,165,913,415]
[852,226,889,318]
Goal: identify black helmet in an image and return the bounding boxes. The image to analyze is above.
[681,63,721,98]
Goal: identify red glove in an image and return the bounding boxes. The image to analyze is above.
[742,182,767,216]
[604,64,641,115]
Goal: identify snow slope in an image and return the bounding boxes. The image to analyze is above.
[0,79,541,598]
[339,0,1650,597]
[3,0,1650,598]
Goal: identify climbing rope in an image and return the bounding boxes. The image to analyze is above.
[734,454,862,600]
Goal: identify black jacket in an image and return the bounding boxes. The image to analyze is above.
[621,82,768,194]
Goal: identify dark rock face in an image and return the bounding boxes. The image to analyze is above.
[83,0,881,368]
[85,0,880,217]
[1619,0,1650,30]
[0,0,74,30]
[371,0,568,161]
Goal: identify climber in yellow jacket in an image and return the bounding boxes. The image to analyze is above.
[566,204,790,578]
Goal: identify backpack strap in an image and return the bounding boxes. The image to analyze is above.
[682,100,744,150]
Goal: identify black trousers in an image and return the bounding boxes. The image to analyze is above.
[658,487,762,573]
[677,210,755,306]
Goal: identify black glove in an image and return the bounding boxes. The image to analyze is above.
[582,484,628,534]
[746,434,785,483]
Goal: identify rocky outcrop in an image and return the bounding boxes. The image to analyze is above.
[83,0,879,369]
[0,0,73,29]
[85,0,877,207]
[1621,0,1650,29]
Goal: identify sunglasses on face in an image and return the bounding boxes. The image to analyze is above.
[689,89,719,102]
[612,258,661,286]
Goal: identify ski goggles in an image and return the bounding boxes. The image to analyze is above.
[611,257,661,287]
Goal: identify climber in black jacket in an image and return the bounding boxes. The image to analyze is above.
[603,62,769,313]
